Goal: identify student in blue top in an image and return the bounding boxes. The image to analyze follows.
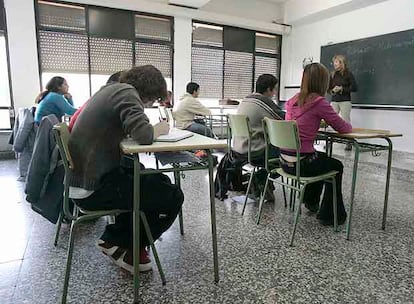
[34,76,77,124]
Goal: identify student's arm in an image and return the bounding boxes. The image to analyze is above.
[113,87,154,145]
[187,98,211,116]
[319,100,352,133]
[56,95,77,116]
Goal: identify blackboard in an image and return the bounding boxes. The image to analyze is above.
[320,29,414,108]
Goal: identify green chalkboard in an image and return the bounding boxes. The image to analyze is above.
[320,29,414,108]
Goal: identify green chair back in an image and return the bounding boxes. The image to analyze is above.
[263,118,301,151]
[227,114,252,163]
[53,123,74,171]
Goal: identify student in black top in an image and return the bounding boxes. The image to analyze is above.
[329,55,357,150]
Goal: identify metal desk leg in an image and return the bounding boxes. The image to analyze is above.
[346,141,360,241]
[133,154,141,303]
[173,170,184,235]
[207,150,219,283]
[382,138,393,230]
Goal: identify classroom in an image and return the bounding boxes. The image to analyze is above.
[0,0,413,303]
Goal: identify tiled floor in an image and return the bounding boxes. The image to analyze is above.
[1,149,414,303]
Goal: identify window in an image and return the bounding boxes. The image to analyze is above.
[191,22,282,105]
[0,0,12,129]
[36,1,173,107]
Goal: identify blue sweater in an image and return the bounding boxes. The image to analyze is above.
[35,92,77,123]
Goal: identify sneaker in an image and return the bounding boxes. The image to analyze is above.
[119,248,152,273]
[96,240,152,273]
[194,150,208,158]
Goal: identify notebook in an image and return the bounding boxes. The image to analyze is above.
[155,129,193,142]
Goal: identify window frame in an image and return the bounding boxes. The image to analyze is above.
[34,0,174,103]
[0,12,14,130]
[191,20,282,101]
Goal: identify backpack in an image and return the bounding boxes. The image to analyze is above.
[214,151,247,200]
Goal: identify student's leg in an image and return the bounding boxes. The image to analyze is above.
[317,154,347,223]
[73,169,134,248]
[331,102,340,115]
[339,101,352,123]
[186,122,214,138]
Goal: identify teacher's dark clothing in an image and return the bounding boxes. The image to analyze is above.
[329,70,358,102]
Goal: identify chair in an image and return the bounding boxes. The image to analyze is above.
[256,118,339,246]
[227,114,286,215]
[52,123,166,304]
[158,106,175,127]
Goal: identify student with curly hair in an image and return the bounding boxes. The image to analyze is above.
[68,65,183,273]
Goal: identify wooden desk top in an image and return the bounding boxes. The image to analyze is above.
[319,128,403,139]
[120,132,227,154]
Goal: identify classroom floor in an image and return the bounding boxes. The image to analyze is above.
[1,149,414,304]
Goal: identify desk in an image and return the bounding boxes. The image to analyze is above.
[318,128,402,240]
[120,133,227,303]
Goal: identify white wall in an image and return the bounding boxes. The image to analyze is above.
[173,17,192,104]
[4,0,40,110]
[280,0,414,152]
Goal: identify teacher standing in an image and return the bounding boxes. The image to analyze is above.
[329,55,357,150]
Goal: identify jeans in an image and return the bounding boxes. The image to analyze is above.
[74,168,183,249]
[281,152,347,221]
[186,122,214,138]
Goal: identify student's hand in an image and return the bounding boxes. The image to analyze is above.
[153,120,170,138]
[64,93,72,100]
[332,86,341,93]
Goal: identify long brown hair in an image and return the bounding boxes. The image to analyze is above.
[332,54,348,75]
[298,63,329,106]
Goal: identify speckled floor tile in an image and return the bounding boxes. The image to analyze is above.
[1,157,414,303]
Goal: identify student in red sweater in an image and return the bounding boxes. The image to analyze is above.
[281,63,352,226]
[68,71,123,132]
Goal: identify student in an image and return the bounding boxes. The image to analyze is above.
[68,71,123,132]
[173,82,213,137]
[329,55,357,150]
[159,90,173,108]
[68,65,183,273]
[282,63,352,226]
[232,74,285,167]
[34,76,77,124]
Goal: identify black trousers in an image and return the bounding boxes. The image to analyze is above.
[281,152,347,221]
[74,168,183,249]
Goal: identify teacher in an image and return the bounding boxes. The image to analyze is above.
[329,55,357,150]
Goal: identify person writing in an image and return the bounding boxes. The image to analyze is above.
[282,63,352,226]
[329,55,357,150]
[68,65,183,273]
[34,76,77,124]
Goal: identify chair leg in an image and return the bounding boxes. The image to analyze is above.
[178,209,184,236]
[292,180,298,210]
[256,174,270,225]
[54,211,64,247]
[242,167,256,216]
[289,179,295,211]
[290,187,306,247]
[281,176,287,208]
[332,177,338,232]
[61,219,79,304]
[140,212,166,285]
[173,170,184,235]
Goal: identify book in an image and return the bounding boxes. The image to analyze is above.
[155,129,193,142]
